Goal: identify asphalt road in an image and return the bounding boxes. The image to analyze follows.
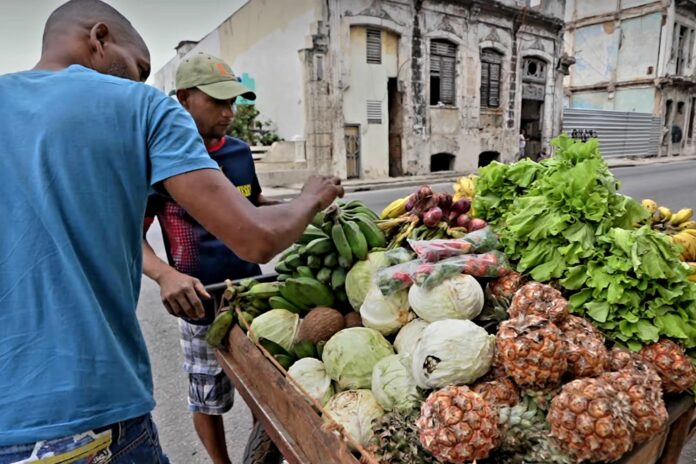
[138,165,696,464]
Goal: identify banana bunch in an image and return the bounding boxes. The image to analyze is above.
[273,200,385,312]
[453,174,477,202]
[206,278,280,349]
[642,199,696,261]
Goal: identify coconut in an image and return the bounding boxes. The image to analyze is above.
[344,311,363,328]
[297,307,345,343]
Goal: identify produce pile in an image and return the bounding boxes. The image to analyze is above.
[206,135,696,464]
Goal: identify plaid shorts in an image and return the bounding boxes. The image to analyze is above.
[179,319,234,415]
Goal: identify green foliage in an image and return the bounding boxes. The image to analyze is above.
[475,134,696,353]
[228,104,282,146]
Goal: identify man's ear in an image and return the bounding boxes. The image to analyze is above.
[88,23,110,57]
[176,89,190,108]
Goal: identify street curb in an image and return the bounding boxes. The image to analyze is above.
[265,174,464,200]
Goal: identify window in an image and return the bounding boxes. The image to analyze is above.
[689,29,695,68]
[366,28,382,64]
[430,40,457,105]
[665,99,673,127]
[367,100,382,124]
[689,98,696,140]
[480,49,503,108]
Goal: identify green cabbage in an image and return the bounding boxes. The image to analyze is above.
[322,327,394,390]
[359,284,410,336]
[394,319,429,357]
[345,251,390,309]
[412,319,495,389]
[324,389,384,447]
[408,274,484,322]
[371,354,421,413]
[288,358,334,405]
[248,309,299,352]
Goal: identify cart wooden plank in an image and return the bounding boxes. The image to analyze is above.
[217,325,361,464]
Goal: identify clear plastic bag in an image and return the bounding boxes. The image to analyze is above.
[408,227,500,262]
[376,250,511,295]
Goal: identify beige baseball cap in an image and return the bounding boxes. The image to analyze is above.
[171,52,256,101]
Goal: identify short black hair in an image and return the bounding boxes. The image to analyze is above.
[43,0,144,49]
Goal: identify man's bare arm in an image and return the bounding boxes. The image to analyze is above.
[163,169,342,263]
[143,239,209,319]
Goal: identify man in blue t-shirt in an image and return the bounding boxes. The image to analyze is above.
[0,1,342,462]
[143,54,279,464]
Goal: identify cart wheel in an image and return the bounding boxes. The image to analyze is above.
[243,421,283,464]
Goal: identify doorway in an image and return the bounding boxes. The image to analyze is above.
[430,153,455,172]
[388,78,403,177]
[344,125,361,179]
[520,99,544,160]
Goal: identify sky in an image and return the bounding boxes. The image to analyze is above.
[0,0,247,78]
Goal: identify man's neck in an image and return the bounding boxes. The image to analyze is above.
[204,137,225,152]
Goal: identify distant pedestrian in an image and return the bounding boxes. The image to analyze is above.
[519,130,527,159]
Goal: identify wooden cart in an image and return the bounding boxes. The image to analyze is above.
[208,282,696,464]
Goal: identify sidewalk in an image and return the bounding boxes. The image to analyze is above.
[264,155,696,199]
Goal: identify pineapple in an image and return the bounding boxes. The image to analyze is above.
[560,315,608,378]
[508,282,569,323]
[602,367,668,444]
[485,395,573,464]
[478,272,527,329]
[640,339,696,394]
[496,315,568,388]
[370,408,438,464]
[471,377,520,407]
[548,378,635,463]
[607,346,641,371]
[416,385,499,463]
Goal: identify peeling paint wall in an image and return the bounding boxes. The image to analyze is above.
[565,0,696,157]
[342,26,398,178]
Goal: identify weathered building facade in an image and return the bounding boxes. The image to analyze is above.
[153,0,567,182]
[564,0,696,157]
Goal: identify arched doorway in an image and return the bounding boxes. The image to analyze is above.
[430,153,455,172]
[478,151,500,167]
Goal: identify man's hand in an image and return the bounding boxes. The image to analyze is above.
[156,268,211,320]
[301,175,344,210]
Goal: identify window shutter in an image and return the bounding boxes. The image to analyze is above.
[367,28,382,64]
[480,62,489,107]
[440,56,455,105]
[489,62,501,107]
[367,100,382,124]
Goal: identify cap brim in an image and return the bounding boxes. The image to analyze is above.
[196,80,256,101]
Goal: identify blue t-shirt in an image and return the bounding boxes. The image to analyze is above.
[0,65,218,446]
[146,136,261,286]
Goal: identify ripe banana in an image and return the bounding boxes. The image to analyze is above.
[380,196,408,219]
[657,206,673,223]
[641,199,658,214]
[678,220,696,230]
[342,219,368,260]
[331,222,353,267]
[670,208,694,227]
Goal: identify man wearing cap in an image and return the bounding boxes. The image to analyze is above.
[143,53,278,464]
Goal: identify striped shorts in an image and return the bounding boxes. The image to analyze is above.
[179,319,234,415]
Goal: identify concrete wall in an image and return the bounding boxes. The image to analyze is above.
[151,0,321,141]
[572,22,620,86]
[571,87,655,112]
[342,26,398,178]
[616,13,662,81]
